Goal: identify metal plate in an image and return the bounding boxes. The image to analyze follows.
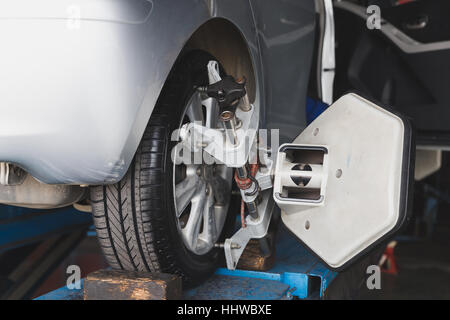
[275,93,414,270]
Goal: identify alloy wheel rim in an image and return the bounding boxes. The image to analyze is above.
[172,91,232,255]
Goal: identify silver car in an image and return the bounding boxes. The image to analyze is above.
[0,0,415,290]
[0,0,320,285]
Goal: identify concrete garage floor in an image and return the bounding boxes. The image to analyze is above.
[359,226,450,299]
[32,235,109,298]
[360,154,450,300]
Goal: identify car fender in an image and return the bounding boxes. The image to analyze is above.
[0,0,262,184]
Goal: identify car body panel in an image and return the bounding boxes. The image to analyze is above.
[0,0,316,184]
[250,0,316,144]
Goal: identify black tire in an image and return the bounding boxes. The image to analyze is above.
[90,50,237,287]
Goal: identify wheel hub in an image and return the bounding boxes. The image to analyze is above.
[173,91,232,256]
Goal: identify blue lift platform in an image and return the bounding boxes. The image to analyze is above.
[36,226,337,300]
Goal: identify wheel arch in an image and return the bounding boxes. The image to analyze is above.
[121,17,262,182]
[119,17,260,184]
[183,18,257,103]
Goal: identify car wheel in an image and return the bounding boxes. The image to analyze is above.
[90,50,239,287]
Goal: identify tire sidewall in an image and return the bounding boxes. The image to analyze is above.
[156,50,238,284]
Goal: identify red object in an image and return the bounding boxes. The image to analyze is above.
[240,200,246,228]
[397,0,414,5]
[234,171,253,190]
[235,163,259,228]
[380,242,398,275]
[234,164,259,190]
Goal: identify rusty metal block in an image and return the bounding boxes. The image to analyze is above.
[235,211,281,272]
[237,237,276,272]
[83,270,182,300]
